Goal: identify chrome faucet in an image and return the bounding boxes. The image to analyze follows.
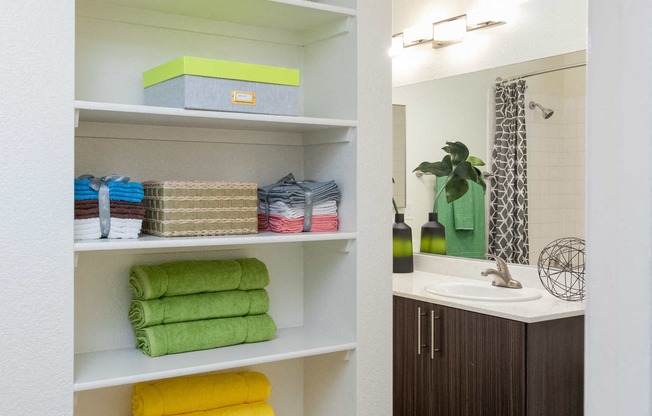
[481,254,523,289]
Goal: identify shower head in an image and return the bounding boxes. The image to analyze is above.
[528,101,555,119]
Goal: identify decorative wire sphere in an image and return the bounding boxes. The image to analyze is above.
[537,237,586,301]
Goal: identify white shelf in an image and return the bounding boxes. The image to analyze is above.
[74,326,356,391]
[75,101,357,133]
[74,231,356,252]
[84,0,356,33]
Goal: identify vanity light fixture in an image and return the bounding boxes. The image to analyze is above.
[432,17,467,48]
[389,34,404,57]
[402,23,434,47]
[466,7,507,31]
[393,10,506,50]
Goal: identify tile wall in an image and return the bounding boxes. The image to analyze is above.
[525,67,586,264]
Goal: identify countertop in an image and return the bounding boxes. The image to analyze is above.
[393,270,585,323]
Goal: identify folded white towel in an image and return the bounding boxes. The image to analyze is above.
[74,217,101,229]
[108,217,143,230]
[74,230,102,240]
[74,218,142,240]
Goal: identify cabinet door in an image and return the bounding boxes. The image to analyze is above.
[393,296,435,416]
[526,316,584,416]
[433,304,527,416]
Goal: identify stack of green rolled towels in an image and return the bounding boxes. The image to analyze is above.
[129,258,277,357]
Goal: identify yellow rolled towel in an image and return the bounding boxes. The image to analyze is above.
[168,402,274,416]
[241,372,272,403]
[132,372,271,416]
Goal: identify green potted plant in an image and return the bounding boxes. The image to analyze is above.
[413,141,487,254]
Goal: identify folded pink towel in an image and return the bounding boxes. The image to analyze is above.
[258,213,338,233]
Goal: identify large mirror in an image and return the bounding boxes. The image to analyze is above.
[393,50,586,266]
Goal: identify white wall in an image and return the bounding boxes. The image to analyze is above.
[585,0,652,414]
[392,0,587,86]
[0,3,75,416]
[357,0,394,414]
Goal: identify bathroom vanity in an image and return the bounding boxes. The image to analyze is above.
[393,270,585,416]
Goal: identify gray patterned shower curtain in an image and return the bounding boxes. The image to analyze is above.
[489,79,529,264]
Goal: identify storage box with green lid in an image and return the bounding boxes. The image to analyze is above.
[143,57,300,116]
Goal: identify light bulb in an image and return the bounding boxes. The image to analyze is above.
[403,24,433,46]
[432,18,466,45]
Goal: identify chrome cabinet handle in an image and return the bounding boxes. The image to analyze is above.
[431,309,441,359]
[417,307,426,355]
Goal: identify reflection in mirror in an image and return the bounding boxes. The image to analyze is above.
[392,105,407,208]
[393,51,586,266]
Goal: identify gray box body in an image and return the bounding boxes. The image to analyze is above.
[144,75,300,116]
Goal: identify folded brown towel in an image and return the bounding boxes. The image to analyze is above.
[75,200,145,210]
[75,211,145,220]
[75,200,145,220]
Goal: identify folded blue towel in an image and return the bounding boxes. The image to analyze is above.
[75,179,144,192]
[74,179,144,202]
[74,188,144,197]
[74,193,144,203]
[74,184,144,192]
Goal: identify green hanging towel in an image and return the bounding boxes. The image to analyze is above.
[436,177,486,259]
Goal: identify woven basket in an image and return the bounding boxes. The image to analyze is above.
[141,181,258,237]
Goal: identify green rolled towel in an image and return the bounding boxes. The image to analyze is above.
[130,260,242,300]
[246,289,270,316]
[244,313,277,343]
[136,317,247,357]
[236,258,270,290]
[129,291,253,329]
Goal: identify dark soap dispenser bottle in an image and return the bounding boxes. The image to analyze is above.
[393,213,414,273]
[420,212,446,255]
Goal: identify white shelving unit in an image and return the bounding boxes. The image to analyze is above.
[73,0,359,415]
[74,231,357,252]
[75,101,357,133]
[74,326,356,391]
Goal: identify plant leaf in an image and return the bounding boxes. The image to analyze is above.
[474,167,487,192]
[442,155,452,169]
[444,141,469,167]
[466,156,486,167]
[445,177,469,203]
[453,161,476,181]
[413,161,452,176]
[416,141,486,207]
[452,162,487,195]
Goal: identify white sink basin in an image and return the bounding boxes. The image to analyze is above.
[424,281,543,302]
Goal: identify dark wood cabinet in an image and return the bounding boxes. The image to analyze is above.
[393,297,435,416]
[393,296,584,416]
